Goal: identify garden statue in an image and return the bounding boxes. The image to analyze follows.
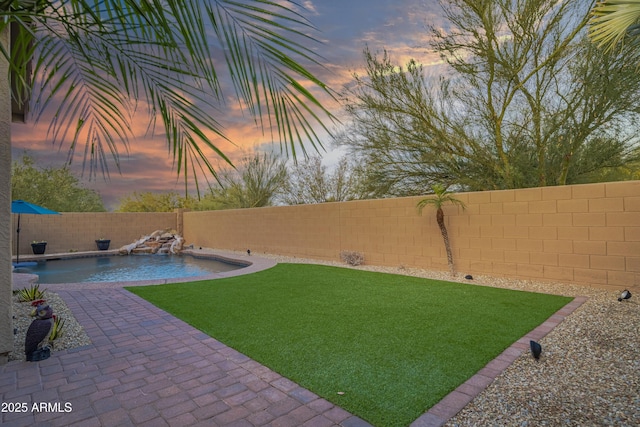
[24,304,54,361]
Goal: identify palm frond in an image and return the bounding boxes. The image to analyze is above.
[2,0,335,188]
[589,0,640,51]
[417,184,466,213]
[207,0,334,151]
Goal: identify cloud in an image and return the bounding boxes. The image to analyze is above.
[301,0,319,15]
[10,0,449,209]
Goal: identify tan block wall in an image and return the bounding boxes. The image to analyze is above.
[184,203,343,259]
[184,181,640,290]
[11,181,639,290]
[10,212,176,255]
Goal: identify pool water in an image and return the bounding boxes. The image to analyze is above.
[13,254,243,284]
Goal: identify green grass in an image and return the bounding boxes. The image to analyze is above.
[127,264,572,426]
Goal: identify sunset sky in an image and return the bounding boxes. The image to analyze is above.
[10,0,444,209]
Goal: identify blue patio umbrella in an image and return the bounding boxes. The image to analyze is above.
[11,200,60,266]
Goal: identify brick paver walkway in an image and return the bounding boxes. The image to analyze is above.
[1,287,371,427]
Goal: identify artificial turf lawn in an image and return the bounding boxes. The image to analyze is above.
[126,263,572,426]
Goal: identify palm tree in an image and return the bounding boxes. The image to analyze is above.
[589,0,640,51]
[417,184,466,277]
[0,0,334,363]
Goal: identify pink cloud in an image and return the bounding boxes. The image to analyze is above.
[10,0,446,210]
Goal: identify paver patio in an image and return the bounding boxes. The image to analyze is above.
[2,251,586,426]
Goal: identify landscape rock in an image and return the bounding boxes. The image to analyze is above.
[119,229,185,255]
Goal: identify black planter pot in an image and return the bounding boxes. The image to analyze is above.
[96,240,111,251]
[31,242,47,255]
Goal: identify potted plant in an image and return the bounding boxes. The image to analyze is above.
[31,241,47,255]
[95,238,111,251]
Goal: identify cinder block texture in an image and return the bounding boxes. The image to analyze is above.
[11,181,640,290]
[183,181,640,289]
[10,212,176,254]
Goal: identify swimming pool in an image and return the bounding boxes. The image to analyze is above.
[12,254,245,284]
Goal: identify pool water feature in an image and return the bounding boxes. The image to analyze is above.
[13,254,245,284]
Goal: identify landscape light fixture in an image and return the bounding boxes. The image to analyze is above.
[618,290,632,302]
[530,340,542,360]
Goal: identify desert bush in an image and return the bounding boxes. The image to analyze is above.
[340,251,365,266]
[49,315,65,345]
[18,284,46,302]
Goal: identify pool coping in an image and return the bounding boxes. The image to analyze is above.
[11,248,276,291]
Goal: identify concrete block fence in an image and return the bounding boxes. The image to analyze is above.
[10,181,640,290]
[10,212,176,255]
[183,181,640,290]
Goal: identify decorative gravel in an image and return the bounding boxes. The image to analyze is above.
[446,286,639,427]
[9,250,640,426]
[9,290,92,362]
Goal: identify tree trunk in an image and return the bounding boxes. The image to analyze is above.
[436,207,456,277]
[0,26,13,364]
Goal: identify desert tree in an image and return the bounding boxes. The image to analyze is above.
[12,155,106,211]
[117,153,289,211]
[335,0,640,196]
[116,191,195,212]
[197,152,288,210]
[279,155,363,204]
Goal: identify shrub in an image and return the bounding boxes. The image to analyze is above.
[49,315,65,345]
[340,251,365,266]
[18,284,46,302]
